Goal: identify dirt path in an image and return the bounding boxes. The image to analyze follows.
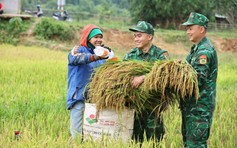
[26,18,41,37]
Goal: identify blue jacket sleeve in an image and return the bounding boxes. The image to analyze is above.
[68,52,93,65]
[68,46,96,65]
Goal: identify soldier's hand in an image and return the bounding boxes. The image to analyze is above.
[131,75,145,88]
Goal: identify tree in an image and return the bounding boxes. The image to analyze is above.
[214,0,237,24]
[128,0,217,28]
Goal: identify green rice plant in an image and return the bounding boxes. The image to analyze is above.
[0,40,236,147]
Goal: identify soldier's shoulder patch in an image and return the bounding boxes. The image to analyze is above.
[199,54,207,64]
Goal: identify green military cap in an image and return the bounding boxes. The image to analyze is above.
[129,21,154,36]
[182,12,209,28]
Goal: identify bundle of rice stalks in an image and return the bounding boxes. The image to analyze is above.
[88,60,153,114]
[143,60,199,102]
[88,60,199,117]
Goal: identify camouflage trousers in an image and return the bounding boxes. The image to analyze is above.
[132,111,165,143]
[181,105,214,148]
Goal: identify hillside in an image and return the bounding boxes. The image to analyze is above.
[19,19,237,59]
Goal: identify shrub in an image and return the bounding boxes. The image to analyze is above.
[34,18,76,41]
[0,17,26,45]
[8,17,23,37]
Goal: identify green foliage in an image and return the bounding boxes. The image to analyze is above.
[21,0,42,9]
[8,17,23,36]
[20,0,237,30]
[0,18,30,45]
[128,0,216,28]
[128,0,237,28]
[214,0,237,23]
[44,0,57,9]
[21,0,130,22]
[34,18,76,41]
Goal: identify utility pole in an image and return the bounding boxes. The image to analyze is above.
[57,0,65,16]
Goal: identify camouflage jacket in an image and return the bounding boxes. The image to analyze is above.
[123,44,169,62]
[182,36,218,109]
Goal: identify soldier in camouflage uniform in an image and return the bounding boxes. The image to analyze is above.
[123,21,170,143]
[181,12,218,147]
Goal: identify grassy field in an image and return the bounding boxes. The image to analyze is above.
[0,44,236,147]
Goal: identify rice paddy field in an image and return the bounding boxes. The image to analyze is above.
[0,44,236,147]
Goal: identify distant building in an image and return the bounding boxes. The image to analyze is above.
[0,0,21,14]
[215,13,230,24]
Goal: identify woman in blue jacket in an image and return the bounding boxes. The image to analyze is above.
[67,24,108,139]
